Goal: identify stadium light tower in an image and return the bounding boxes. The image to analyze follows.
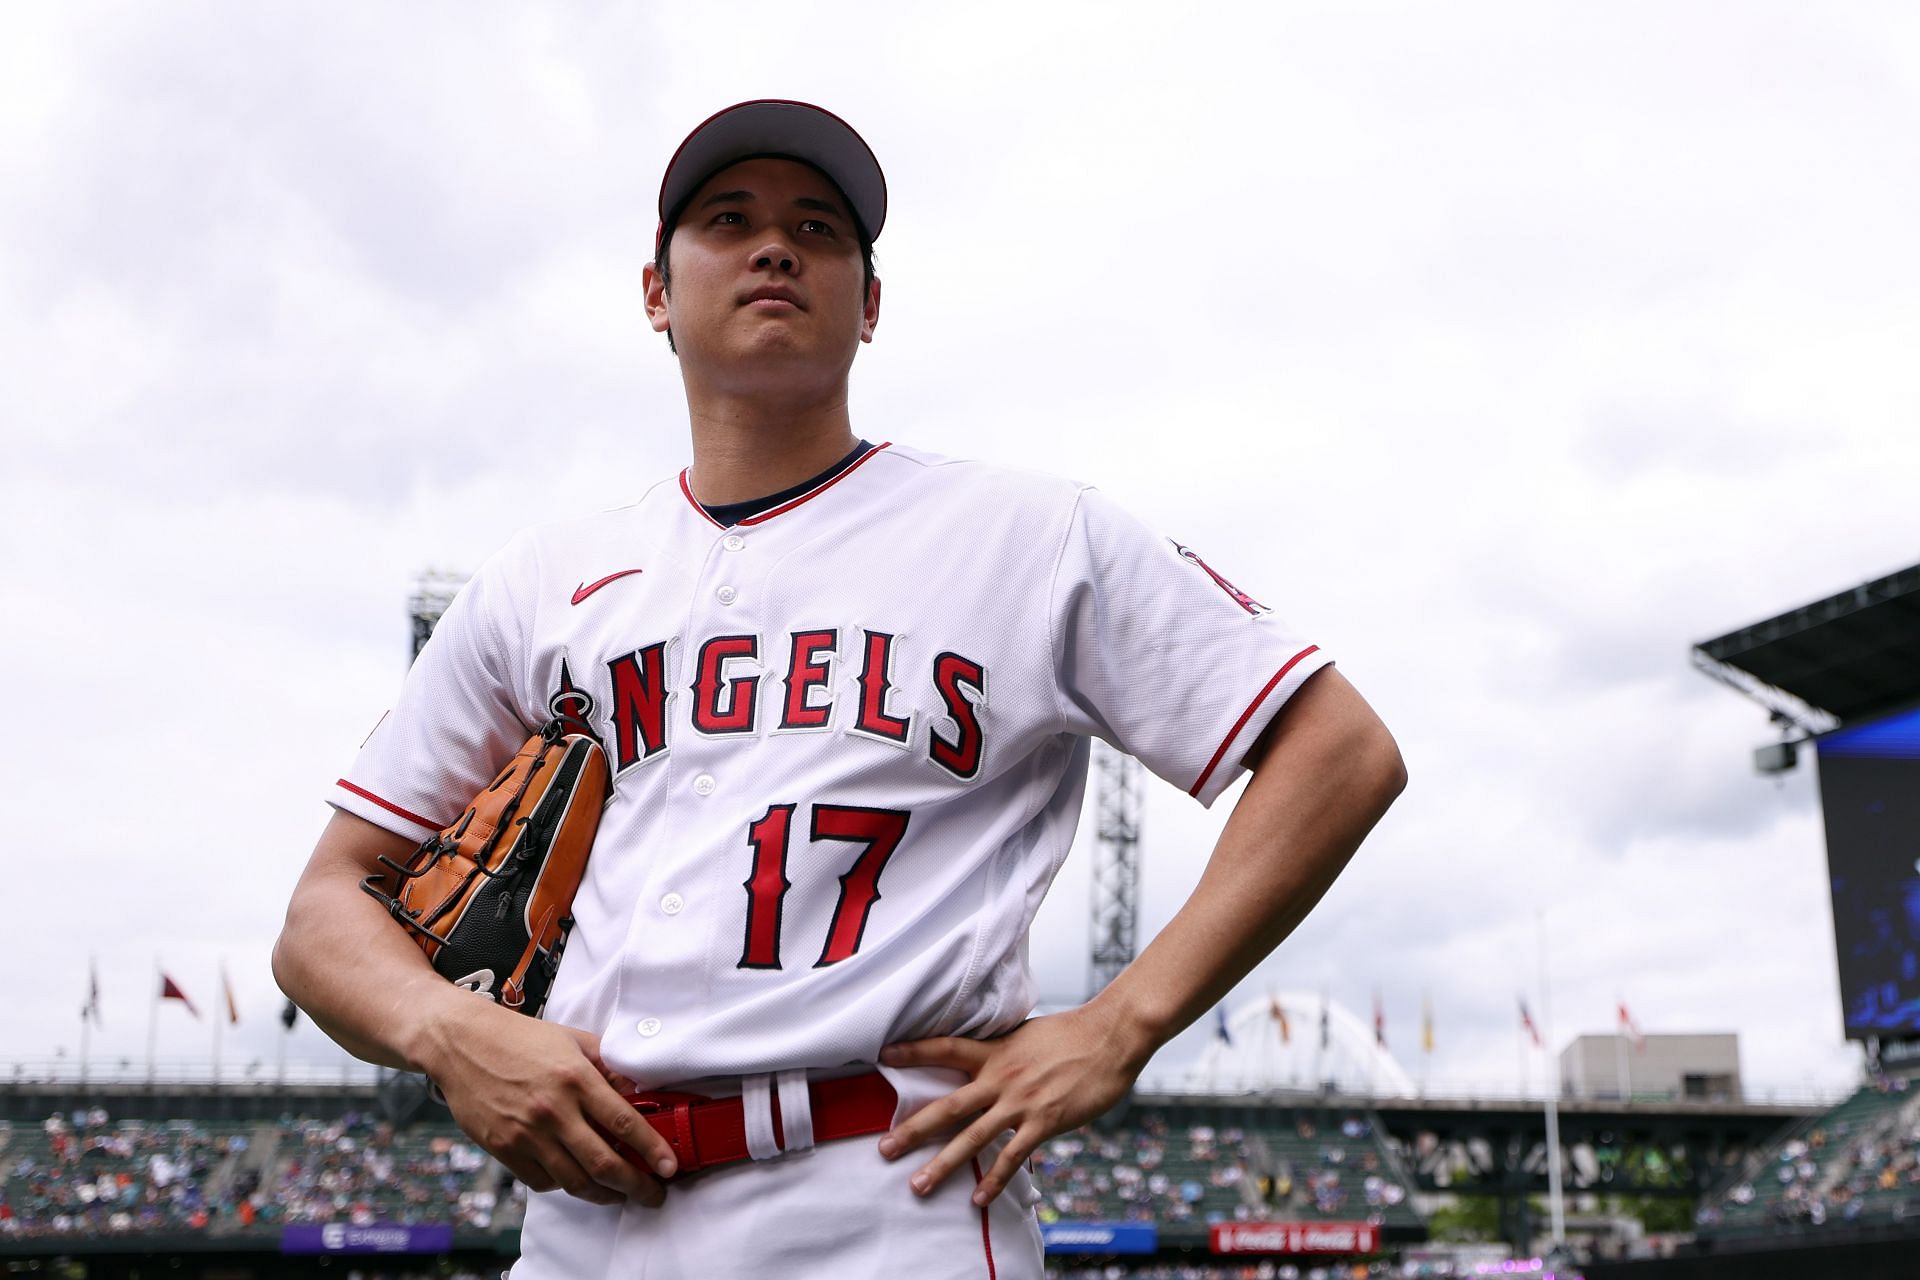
[408,570,467,660]
[384,568,469,1117]
[1088,742,1143,998]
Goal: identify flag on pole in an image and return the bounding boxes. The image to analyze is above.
[1269,994,1290,1045]
[1421,991,1434,1055]
[1519,997,1543,1049]
[1373,990,1386,1048]
[1618,1001,1645,1052]
[281,998,299,1031]
[159,973,200,1020]
[1214,1003,1233,1047]
[1319,996,1330,1051]
[82,957,103,1028]
[221,964,240,1025]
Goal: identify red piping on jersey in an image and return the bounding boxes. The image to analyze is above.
[335,779,446,833]
[971,1156,998,1280]
[1188,644,1321,798]
[679,470,726,528]
[676,442,892,529]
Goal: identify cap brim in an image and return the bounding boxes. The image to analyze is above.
[658,100,886,246]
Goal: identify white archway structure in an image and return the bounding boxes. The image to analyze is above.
[1180,991,1417,1097]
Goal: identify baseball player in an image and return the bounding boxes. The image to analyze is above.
[274,101,1405,1278]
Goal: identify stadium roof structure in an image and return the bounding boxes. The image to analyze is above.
[1692,562,1920,734]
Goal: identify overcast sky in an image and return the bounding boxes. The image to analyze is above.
[5,2,1915,1102]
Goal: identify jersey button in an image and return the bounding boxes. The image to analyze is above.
[637,1018,662,1038]
[717,585,738,604]
[723,534,745,552]
[692,774,716,796]
[660,892,684,916]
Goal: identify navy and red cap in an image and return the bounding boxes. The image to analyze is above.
[655,100,887,254]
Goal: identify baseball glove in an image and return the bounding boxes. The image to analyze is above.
[361,719,609,1016]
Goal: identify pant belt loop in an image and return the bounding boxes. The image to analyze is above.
[741,1073,781,1161]
[775,1069,815,1155]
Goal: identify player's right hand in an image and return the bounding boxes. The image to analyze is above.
[415,995,678,1207]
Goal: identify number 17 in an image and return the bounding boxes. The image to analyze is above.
[739,803,911,970]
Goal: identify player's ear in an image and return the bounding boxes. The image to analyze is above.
[643,262,672,335]
[860,277,881,344]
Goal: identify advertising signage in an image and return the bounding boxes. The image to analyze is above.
[281,1223,455,1254]
[1210,1221,1380,1255]
[1040,1222,1158,1254]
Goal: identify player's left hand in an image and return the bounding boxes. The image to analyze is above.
[877,1003,1150,1206]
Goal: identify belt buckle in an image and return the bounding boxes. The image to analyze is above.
[624,1089,708,1175]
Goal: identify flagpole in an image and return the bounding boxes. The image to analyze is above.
[80,954,94,1089]
[1516,1006,1527,1099]
[212,964,223,1086]
[1420,989,1432,1099]
[146,957,159,1085]
[1315,990,1327,1094]
[1615,999,1631,1102]
[1367,991,1379,1100]
[1538,912,1565,1248]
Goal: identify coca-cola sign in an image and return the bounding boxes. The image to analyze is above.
[1209,1221,1380,1255]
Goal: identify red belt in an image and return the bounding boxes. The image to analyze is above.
[613,1070,897,1178]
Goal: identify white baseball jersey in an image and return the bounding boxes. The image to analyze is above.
[329,440,1331,1276]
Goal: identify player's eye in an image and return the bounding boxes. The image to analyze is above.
[799,219,835,237]
[711,210,746,226]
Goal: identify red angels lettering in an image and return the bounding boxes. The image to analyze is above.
[929,652,986,779]
[854,630,911,743]
[694,635,760,735]
[738,804,795,969]
[589,627,995,770]
[780,629,838,730]
[606,642,671,770]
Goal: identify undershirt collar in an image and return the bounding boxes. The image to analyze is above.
[700,439,874,527]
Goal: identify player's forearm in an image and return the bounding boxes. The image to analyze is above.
[1087,678,1406,1068]
[272,865,477,1074]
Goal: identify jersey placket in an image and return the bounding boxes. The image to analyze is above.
[614,514,764,1077]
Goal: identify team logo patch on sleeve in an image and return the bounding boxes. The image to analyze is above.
[1171,541,1270,615]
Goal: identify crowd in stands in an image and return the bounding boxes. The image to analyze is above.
[265,1110,502,1230]
[0,1106,504,1240]
[1050,1266,1409,1279]
[0,1107,232,1237]
[1824,1112,1920,1208]
[1030,1111,1411,1231]
[1697,1074,1920,1233]
[3,1103,1416,1244]
[1033,1114,1244,1226]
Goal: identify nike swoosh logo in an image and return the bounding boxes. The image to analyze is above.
[571,569,643,606]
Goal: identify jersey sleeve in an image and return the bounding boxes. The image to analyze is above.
[1048,487,1334,808]
[329,539,538,842]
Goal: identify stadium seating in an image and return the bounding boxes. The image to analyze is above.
[1239,1112,1423,1231]
[1695,1077,1920,1236]
[2,1101,1422,1243]
[0,1110,253,1238]
[250,1110,502,1230]
[1027,1106,1423,1235]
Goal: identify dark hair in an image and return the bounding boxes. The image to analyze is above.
[654,178,878,355]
